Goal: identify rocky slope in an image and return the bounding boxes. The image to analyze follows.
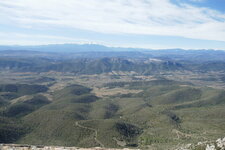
[1,138,224,150]
[0,144,138,150]
[176,137,225,150]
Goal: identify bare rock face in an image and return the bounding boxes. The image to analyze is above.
[1,138,224,150]
[216,137,225,149]
[0,144,139,150]
[205,144,216,150]
[175,137,225,150]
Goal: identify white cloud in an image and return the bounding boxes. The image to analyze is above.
[0,0,225,42]
[189,0,205,2]
[0,31,105,45]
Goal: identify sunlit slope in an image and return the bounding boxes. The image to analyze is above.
[0,80,224,148]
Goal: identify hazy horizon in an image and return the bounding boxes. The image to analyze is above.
[1,43,225,51]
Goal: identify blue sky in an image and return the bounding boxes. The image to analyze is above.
[0,0,225,49]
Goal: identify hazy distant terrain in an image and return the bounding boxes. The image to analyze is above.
[0,44,224,149]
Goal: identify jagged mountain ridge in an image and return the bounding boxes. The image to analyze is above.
[0,57,184,74]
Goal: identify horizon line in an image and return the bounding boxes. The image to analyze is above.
[0,43,224,51]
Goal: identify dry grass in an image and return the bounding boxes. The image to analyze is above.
[92,87,142,97]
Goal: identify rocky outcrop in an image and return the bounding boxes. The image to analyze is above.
[176,137,225,150]
[0,144,138,150]
[1,138,224,150]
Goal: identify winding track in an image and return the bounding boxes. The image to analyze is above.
[75,121,105,147]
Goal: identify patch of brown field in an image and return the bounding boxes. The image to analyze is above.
[10,95,34,104]
[92,87,142,97]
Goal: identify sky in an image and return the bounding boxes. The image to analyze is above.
[0,0,225,49]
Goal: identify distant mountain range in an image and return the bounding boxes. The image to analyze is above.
[0,44,225,74]
[0,43,224,53]
[1,44,225,62]
[0,44,134,52]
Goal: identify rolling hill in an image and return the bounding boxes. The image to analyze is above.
[0,48,224,149]
[0,79,224,149]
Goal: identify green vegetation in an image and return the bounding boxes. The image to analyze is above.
[0,77,224,149]
[0,117,29,143]
[115,122,142,138]
[3,95,50,118]
[0,84,48,96]
[0,50,224,149]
